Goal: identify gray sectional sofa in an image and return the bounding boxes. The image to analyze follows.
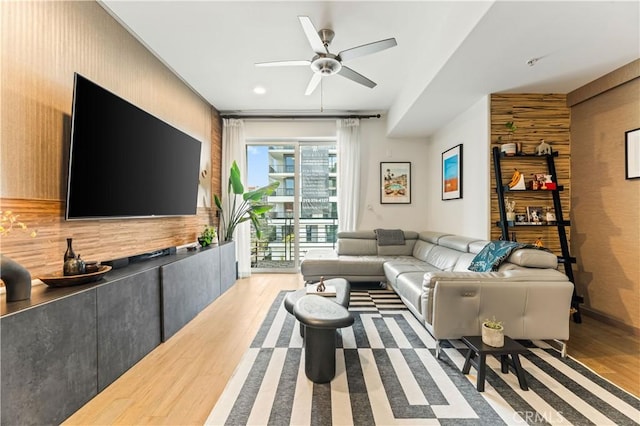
[301,230,574,356]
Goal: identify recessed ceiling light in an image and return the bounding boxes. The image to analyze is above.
[253,86,266,95]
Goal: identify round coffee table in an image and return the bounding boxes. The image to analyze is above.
[284,277,350,316]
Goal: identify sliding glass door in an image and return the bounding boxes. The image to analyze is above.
[247,141,337,272]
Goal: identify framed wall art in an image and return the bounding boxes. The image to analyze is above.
[625,128,640,179]
[442,144,463,200]
[380,162,411,204]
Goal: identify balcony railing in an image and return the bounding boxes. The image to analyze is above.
[269,165,295,173]
[270,188,337,197]
[251,217,338,269]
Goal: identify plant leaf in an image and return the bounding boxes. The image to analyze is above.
[213,194,223,210]
[229,161,244,194]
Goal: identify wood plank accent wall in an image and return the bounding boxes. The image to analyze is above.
[490,94,571,256]
[1,2,221,280]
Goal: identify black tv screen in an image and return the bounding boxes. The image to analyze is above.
[66,74,202,219]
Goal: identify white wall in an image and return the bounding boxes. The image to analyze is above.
[243,118,430,231]
[425,96,491,239]
[358,118,429,230]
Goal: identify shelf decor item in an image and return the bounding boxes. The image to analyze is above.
[198,226,217,247]
[526,206,544,224]
[441,144,462,200]
[481,317,504,347]
[64,238,76,262]
[39,265,112,287]
[505,197,516,222]
[535,139,552,156]
[625,128,640,180]
[380,162,411,204]
[507,169,526,190]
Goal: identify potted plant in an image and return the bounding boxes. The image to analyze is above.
[481,316,504,347]
[214,161,280,242]
[498,121,518,155]
[198,225,217,247]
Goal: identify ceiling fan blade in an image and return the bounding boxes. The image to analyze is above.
[298,16,327,54]
[338,38,397,62]
[305,73,322,96]
[337,66,376,89]
[255,60,310,67]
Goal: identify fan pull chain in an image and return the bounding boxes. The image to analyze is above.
[320,77,324,112]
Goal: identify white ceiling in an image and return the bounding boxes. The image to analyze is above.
[100,1,639,138]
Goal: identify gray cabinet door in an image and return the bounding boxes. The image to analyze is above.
[220,241,236,294]
[1,290,97,426]
[96,268,162,391]
[160,247,220,341]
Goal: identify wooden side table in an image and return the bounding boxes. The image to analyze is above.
[461,335,529,392]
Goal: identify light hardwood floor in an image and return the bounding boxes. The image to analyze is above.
[64,273,639,425]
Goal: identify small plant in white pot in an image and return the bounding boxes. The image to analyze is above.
[482,317,504,347]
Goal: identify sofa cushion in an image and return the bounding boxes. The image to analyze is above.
[452,253,477,271]
[425,246,462,271]
[337,231,376,239]
[383,258,440,286]
[469,240,489,254]
[507,249,558,269]
[438,235,485,253]
[394,272,427,316]
[377,239,417,256]
[334,255,387,277]
[337,238,377,256]
[418,231,452,244]
[412,240,435,262]
[468,241,555,272]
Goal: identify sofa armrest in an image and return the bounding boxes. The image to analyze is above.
[421,270,572,341]
[428,280,573,341]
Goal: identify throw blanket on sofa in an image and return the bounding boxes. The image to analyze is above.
[374,229,405,246]
[468,241,544,272]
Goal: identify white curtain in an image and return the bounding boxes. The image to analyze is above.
[336,118,361,232]
[221,118,251,278]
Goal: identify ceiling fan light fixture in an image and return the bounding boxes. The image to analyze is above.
[310,54,342,75]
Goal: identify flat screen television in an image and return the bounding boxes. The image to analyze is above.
[66,73,202,220]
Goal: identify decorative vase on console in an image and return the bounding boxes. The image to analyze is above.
[1,210,37,302]
[64,238,76,261]
[1,254,32,302]
[63,238,86,276]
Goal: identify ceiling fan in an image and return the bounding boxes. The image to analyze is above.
[256,16,397,95]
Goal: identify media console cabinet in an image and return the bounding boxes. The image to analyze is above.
[0,242,235,425]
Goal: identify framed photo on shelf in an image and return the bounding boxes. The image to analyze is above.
[526,206,544,224]
[442,144,463,200]
[380,162,411,204]
[625,128,640,179]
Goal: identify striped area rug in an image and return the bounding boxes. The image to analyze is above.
[206,290,640,425]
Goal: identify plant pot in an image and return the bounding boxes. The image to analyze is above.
[501,143,517,156]
[506,211,516,222]
[481,323,504,347]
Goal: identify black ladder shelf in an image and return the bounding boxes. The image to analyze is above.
[492,146,583,323]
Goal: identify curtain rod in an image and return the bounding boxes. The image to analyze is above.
[220,114,381,120]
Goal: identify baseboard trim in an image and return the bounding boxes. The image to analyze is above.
[581,307,640,337]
